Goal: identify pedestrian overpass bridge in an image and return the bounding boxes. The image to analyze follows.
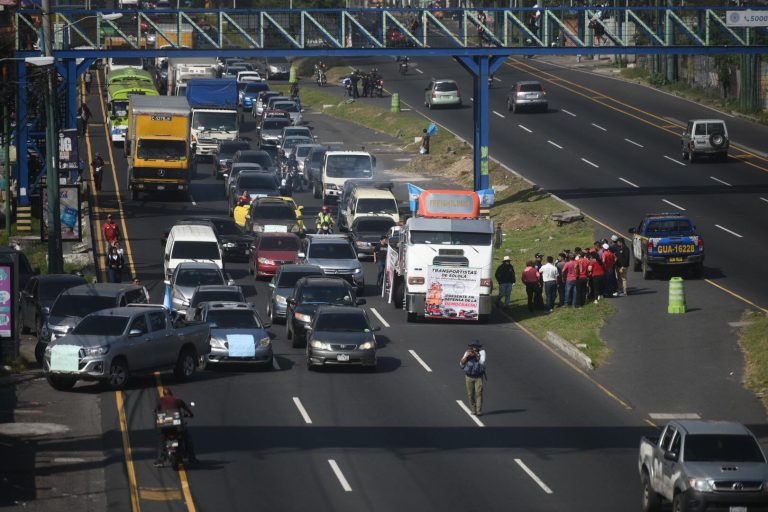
[11,6,768,203]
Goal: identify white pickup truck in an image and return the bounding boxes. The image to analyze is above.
[639,420,768,512]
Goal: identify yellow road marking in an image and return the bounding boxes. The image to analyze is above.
[82,82,107,283]
[138,487,183,501]
[116,391,142,512]
[507,58,768,171]
[94,71,138,279]
[645,419,658,428]
[153,372,197,512]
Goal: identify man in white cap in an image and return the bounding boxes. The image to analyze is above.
[494,256,516,307]
[460,341,486,416]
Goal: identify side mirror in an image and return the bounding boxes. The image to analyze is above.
[222,173,228,178]
[164,279,171,286]
[287,298,296,306]
[628,227,636,234]
[304,326,312,333]
[297,252,305,259]
[227,279,235,286]
[356,298,367,305]
[663,451,678,462]
[268,282,276,288]
[262,321,272,328]
[128,328,144,337]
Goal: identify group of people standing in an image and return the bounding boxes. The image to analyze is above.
[341,68,383,99]
[495,235,632,313]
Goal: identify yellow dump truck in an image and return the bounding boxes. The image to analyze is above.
[125,96,192,200]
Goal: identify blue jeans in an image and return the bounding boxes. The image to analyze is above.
[564,280,577,306]
[544,281,557,310]
[498,282,513,305]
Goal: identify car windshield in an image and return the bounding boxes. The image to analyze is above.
[684,435,766,463]
[50,295,117,318]
[260,236,299,250]
[192,112,237,132]
[295,146,312,158]
[206,309,261,329]
[283,138,309,150]
[646,220,694,235]
[299,285,353,304]
[137,140,186,160]
[40,279,84,301]
[314,312,370,331]
[218,142,249,157]
[410,231,492,246]
[72,315,130,336]
[308,243,356,259]
[252,206,295,220]
[277,271,323,287]
[326,155,373,179]
[274,102,299,112]
[260,146,278,161]
[356,199,397,215]
[171,241,220,260]
[518,83,543,92]
[245,83,268,93]
[191,290,243,306]
[175,268,224,287]
[239,175,277,190]
[355,219,396,233]
[263,119,291,130]
[435,81,458,92]
[238,153,273,168]
[284,128,309,137]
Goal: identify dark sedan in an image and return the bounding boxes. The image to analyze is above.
[19,274,87,335]
[214,140,250,180]
[306,305,378,371]
[349,216,396,258]
[286,277,364,348]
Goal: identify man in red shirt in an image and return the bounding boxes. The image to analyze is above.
[102,214,121,249]
[154,388,198,466]
[587,251,606,303]
[575,252,590,308]
[521,260,541,312]
[562,254,578,306]
[601,243,617,297]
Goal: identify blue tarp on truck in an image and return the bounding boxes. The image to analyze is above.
[186,79,238,109]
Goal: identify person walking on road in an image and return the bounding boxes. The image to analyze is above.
[460,341,486,416]
[540,255,559,312]
[102,214,121,249]
[106,244,124,283]
[91,152,105,191]
[84,71,93,94]
[77,103,92,136]
[494,255,516,307]
[420,128,430,155]
[615,237,630,296]
[521,260,541,312]
[373,235,387,287]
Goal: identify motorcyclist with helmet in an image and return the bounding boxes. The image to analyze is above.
[154,388,198,467]
[316,206,334,233]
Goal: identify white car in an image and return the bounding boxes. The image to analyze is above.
[236,71,262,83]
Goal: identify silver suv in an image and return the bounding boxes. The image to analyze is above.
[681,119,729,163]
[507,80,547,113]
[299,235,364,293]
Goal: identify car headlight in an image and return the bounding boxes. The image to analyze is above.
[85,344,110,356]
[294,312,311,323]
[223,242,236,248]
[210,337,226,349]
[359,341,376,350]
[355,241,370,248]
[258,257,274,265]
[326,184,338,190]
[689,478,714,492]
[275,295,287,305]
[258,336,271,348]
[353,268,362,274]
[310,340,330,350]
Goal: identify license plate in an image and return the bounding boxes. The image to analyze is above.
[157,185,165,191]
[527,93,538,98]
[336,354,350,362]
[730,507,747,512]
[668,257,684,263]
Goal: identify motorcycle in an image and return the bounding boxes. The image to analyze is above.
[317,221,333,235]
[156,408,191,471]
[316,68,327,86]
[399,60,408,75]
[373,78,384,97]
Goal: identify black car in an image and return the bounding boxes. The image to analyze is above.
[232,149,276,172]
[267,264,324,324]
[306,305,378,371]
[19,274,87,335]
[286,277,364,348]
[228,171,281,215]
[179,216,255,262]
[304,145,328,184]
[214,140,251,180]
[349,217,397,258]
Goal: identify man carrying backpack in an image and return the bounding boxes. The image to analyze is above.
[460,341,486,416]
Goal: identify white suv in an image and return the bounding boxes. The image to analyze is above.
[681,119,729,163]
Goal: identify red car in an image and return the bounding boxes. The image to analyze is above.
[248,232,301,278]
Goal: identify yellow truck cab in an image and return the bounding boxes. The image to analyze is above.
[125,96,192,200]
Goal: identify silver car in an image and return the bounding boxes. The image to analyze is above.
[306,305,378,371]
[300,235,364,293]
[166,262,233,313]
[265,57,290,80]
[267,264,324,324]
[272,100,303,126]
[194,302,273,368]
[507,80,548,113]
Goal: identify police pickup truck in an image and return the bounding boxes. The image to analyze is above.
[639,420,768,512]
[629,213,704,279]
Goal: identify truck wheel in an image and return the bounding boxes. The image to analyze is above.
[688,151,696,163]
[641,472,661,512]
[642,258,652,280]
[393,279,404,310]
[313,181,321,199]
[107,358,130,390]
[174,347,197,381]
[46,374,77,391]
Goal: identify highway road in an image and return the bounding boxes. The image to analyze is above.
[345,55,768,312]
[81,68,652,511]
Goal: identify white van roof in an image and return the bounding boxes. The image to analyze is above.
[168,224,217,242]
[353,188,395,200]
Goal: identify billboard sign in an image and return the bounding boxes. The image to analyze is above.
[726,10,768,27]
[58,129,80,170]
[41,184,82,242]
[417,190,480,218]
[0,265,12,337]
[425,265,481,320]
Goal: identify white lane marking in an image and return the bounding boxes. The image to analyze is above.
[322,141,345,145]
[761,197,768,204]
[408,350,433,373]
[715,224,743,238]
[662,199,686,211]
[273,357,281,370]
[456,400,485,427]
[369,307,390,328]
[561,108,576,117]
[400,108,412,112]
[53,457,86,463]
[649,413,701,420]
[328,459,353,492]
[515,459,554,494]
[493,111,505,119]
[710,176,732,187]
[581,158,599,168]
[547,140,563,149]
[190,195,197,206]
[518,124,532,133]
[619,177,639,188]
[415,68,424,74]
[591,123,607,131]
[664,155,686,167]
[292,397,313,424]
[394,158,411,162]
[493,76,502,82]
[625,138,644,148]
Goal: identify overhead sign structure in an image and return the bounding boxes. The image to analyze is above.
[726,10,768,27]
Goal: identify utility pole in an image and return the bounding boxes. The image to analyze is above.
[42,0,63,273]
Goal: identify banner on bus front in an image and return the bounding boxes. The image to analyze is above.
[425,266,480,320]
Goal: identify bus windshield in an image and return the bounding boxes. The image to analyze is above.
[410,231,492,246]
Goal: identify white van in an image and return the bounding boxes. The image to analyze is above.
[163,224,223,279]
[341,186,399,231]
[321,151,375,204]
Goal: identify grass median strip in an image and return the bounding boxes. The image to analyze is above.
[291,72,612,366]
[738,311,768,410]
